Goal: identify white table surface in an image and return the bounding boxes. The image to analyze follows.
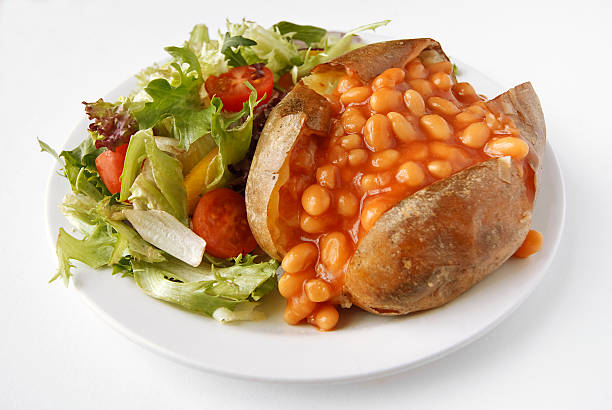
[2,0,611,408]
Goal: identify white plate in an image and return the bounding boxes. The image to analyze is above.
[45,44,565,384]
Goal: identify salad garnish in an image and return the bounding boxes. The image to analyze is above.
[40,19,389,322]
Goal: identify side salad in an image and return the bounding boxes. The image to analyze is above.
[40,19,389,322]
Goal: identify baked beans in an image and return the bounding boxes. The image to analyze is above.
[305,278,332,302]
[320,232,352,273]
[282,242,318,274]
[403,89,426,117]
[341,107,366,134]
[301,184,331,216]
[396,161,426,187]
[276,54,534,330]
[387,112,418,142]
[484,137,529,160]
[370,87,404,113]
[316,164,339,189]
[514,230,543,258]
[371,149,400,170]
[348,148,369,167]
[420,114,452,140]
[364,114,395,151]
[341,86,371,105]
[309,304,339,331]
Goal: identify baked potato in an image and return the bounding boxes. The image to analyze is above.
[245,39,545,329]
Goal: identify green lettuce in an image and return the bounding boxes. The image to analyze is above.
[165,44,203,79]
[273,21,327,46]
[53,194,165,285]
[119,129,148,201]
[142,132,188,224]
[123,209,205,267]
[132,255,278,321]
[221,33,258,67]
[296,20,391,78]
[129,164,175,215]
[206,82,259,190]
[39,138,108,200]
[187,24,210,53]
[119,129,188,224]
[226,20,299,77]
[133,64,213,150]
[133,43,213,150]
[53,226,116,285]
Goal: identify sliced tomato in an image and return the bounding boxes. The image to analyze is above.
[205,64,274,112]
[192,188,257,258]
[95,143,129,194]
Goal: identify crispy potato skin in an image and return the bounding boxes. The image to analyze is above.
[245,84,332,260]
[245,40,546,316]
[345,157,533,314]
[314,39,446,83]
[487,82,546,185]
[345,84,546,315]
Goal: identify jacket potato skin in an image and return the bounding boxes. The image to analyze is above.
[488,82,547,185]
[245,39,546,316]
[245,84,332,260]
[345,83,546,315]
[246,39,451,260]
[313,38,448,83]
[345,156,533,314]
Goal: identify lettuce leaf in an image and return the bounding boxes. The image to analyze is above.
[39,137,108,201]
[53,194,165,285]
[296,20,390,77]
[228,21,300,76]
[132,255,278,321]
[119,129,188,223]
[206,82,259,190]
[142,132,188,224]
[187,24,210,53]
[133,45,214,150]
[221,33,258,67]
[273,21,327,46]
[53,226,116,286]
[164,45,203,79]
[212,302,265,322]
[119,129,148,201]
[128,162,175,214]
[123,209,204,267]
[83,99,138,151]
[133,70,213,150]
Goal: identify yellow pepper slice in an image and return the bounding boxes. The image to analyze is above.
[184,147,219,215]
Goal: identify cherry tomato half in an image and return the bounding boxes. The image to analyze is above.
[95,143,129,194]
[204,64,274,112]
[192,188,257,258]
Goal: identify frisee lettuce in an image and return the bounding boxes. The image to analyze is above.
[132,254,277,320]
[133,60,213,150]
[53,194,165,285]
[296,20,391,77]
[39,137,108,201]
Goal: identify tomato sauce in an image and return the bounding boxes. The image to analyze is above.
[276,57,533,330]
